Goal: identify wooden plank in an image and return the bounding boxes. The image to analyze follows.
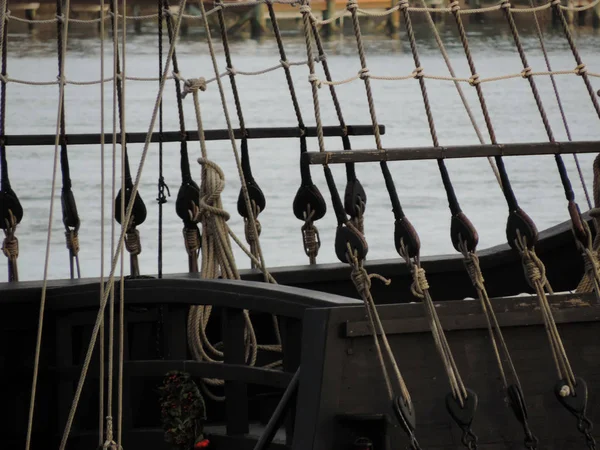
[223,307,250,436]
[344,292,600,336]
[304,140,600,165]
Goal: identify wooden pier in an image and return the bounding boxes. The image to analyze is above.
[4,0,600,37]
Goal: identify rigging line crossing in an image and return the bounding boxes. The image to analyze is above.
[501,0,600,301]
[417,0,502,190]
[445,2,592,441]
[405,1,536,444]
[25,0,75,443]
[529,0,592,210]
[298,2,421,448]
[53,0,191,446]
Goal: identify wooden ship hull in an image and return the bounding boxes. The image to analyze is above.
[2,214,599,450]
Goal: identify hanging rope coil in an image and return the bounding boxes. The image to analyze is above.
[125,226,142,256]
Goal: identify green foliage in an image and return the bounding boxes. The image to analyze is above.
[158,371,207,449]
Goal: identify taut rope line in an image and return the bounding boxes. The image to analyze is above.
[25,0,75,444]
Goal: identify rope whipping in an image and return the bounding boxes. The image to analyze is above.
[266,1,326,264]
[448,3,595,448]
[499,0,600,303]
[56,0,82,279]
[0,0,22,282]
[299,3,423,448]
[400,0,536,446]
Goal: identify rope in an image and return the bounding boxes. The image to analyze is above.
[515,233,577,391]
[98,0,107,440]
[528,0,591,210]
[2,209,18,281]
[24,0,75,440]
[182,58,282,398]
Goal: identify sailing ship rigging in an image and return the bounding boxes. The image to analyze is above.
[1,0,600,449]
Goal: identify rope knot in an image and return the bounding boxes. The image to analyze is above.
[346,0,359,10]
[183,226,201,255]
[398,0,409,10]
[575,63,587,76]
[520,66,532,78]
[280,59,291,69]
[2,233,18,259]
[550,0,561,5]
[4,10,10,21]
[226,66,237,76]
[301,218,321,260]
[410,266,429,298]
[521,248,546,288]
[463,252,485,291]
[308,73,322,88]
[449,0,460,11]
[299,4,312,13]
[182,77,207,98]
[55,14,65,22]
[244,218,262,243]
[358,68,370,80]
[412,66,424,79]
[501,0,511,8]
[65,229,80,255]
[468,73,480,86]
[125,227,142,256]
[196,158,231,223]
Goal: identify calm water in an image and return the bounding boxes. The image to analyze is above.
[2,20,600,281]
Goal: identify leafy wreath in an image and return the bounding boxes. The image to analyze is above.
[158,371,209,450]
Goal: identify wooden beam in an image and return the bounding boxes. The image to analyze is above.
[0,125,384,147]
[303,140,600,165]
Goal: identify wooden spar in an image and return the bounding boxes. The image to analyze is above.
[0,125,384,147]
[303,140,600,164]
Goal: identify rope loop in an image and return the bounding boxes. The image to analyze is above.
[501,0,512,8]
[226,66,237,76]
[346,0,359,11]
[550,0,561,6]
[347,244,390,295]
[4,10,10,21]
[182,77,207,99]
[398,0,409,10]
[125,227,142,256]
[244,217,262,243]
[449,0,460,12]
[55,14,65,23]
[195,158,231,222]
[64,228,80,255]
[358,67,370,80]
[280,59,291,70]
[521,66,532,78]
[299,4,312,14]
[468,73,480,86]
[575,63,587,76]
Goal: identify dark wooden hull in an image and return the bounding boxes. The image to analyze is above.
[1,215,598,450]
